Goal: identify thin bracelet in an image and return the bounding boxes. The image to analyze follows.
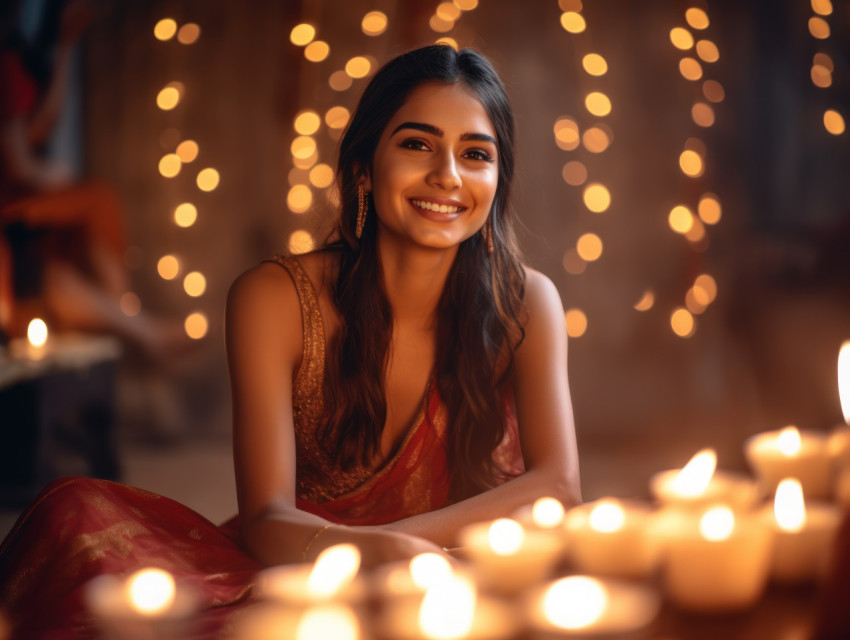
[302,524,334,562]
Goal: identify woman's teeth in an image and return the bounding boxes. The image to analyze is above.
[412,199,463,214]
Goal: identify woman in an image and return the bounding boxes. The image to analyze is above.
[0,45,579,638]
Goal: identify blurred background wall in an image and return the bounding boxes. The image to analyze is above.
[10,0,848,502]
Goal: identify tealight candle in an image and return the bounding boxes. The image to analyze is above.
[650,448,759,510]
[458,518,563,594]
[745,426,832,500]
[513,497,567,530]
[762,478,841,584]
[25,318,49,360]
[524,575,661,637]
[564,498,660,579]
[232,602,363,640]
[661,506,774,612]
[372,552,460,600]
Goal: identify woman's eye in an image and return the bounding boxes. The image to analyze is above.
[400,138,429,151]
[464,149,494,162]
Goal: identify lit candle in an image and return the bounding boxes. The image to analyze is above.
[513,496,567,530]
[830,341,850,505]
[457,518,563,594]
[524,575,661,636]
[650,449,758,510]
[762,478,841,584]
[257,543,366,606]
[26,317,49,360]
[232,602,363,640]
[372,552,458,600]
[85,567,197,640]
[564,498,661,579]
[661,505,774,611]
[745,426,832,500]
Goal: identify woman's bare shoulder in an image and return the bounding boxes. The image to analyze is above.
[520,265,563,313]
[291,248,340,299]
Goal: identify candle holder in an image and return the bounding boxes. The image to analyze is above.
[744,426,832,500]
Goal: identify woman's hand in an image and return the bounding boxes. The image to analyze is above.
[307,524,447,569]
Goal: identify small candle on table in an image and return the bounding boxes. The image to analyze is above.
[830,341,850,505]
[233,602,363,640]
[745,425,832,500]
[372,552,457,600]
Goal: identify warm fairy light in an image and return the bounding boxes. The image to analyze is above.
[294,151,319,170]
[176,140,198,163]
[582,127,611,153]
[562,250,587,275]
[532,497,566,528]
[158,154,181,178]
[329,70,353,92]
[671,307,695,337]
[839,342,850,423]
[679,149,703,177]
[120,292,141,317]
[410,553,453,590]
[185,312,208,339]
[668,205,694,234]
[560,12,586,34]
[157,255,179,280]
[429,15,455,33]
[309,164,335,189]
[698,194,721,224]
[437,2,462,21]
[289,167,310,186]
[811,0,833,15]
[695,40,719,63]
[291,136,317,160]
[565,309,588,338]
[691,102,715,127]
[345,56,371,79]
[673,449,716,496]
[488,518,524,556]
[294,111,321,136]
[295,605,360,640]
[554,117,580,148]
[808,17,830,39]
[584,92,612,117]
[811,64,832,88]
[307,544,361,598]
[290,23,316,46]
[576,233,603,262]
[582,53,608,76]
[156,86,181,111]
[361,11,388,36]
[543,576,608,630]
[634,290,655,311]
[685,8,710,30]
[562,161,587,186]
[669,27,694,50]
[289,230,315,255]
[814,52,834,72]
[685,288,707,315]
[679,57,703,81]
[454,0,479,9]
[153,18,177,41]
[176,23,201,45]
[418,575,476,640]
[305,41,330,62]
[774,479,806,532]
[183,271,206,297]
[287,185,313,213]
[588,499,626,533]
[582,183,611,213]
[27,318,48,347]
[325,106,350,129]
[174,203,198,227]
[196,168,220,192]
[436,37,459,50]
[777,426,802,456]
[127,568,176,615]
[824,110,845,135]
[700,507,734,542]
[559,0,582,10]
[685,218,706,244]
[702,80,725,103]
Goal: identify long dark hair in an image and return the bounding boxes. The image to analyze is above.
[322,45,526,501]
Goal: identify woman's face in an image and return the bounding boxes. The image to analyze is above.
[366,82,499,252]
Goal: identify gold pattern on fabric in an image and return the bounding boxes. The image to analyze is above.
[68,520,149,563]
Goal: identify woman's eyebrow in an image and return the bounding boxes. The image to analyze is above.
[391,121,497,146]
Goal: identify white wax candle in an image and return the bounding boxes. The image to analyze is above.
[232,602,363,640]
[744,426,832,500]
[371,552,461,600]
[660,506,774,612]
[564,499,661,579]
[458,518,563,594]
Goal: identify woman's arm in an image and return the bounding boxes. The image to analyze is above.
[383,268,581,547]
[226,262,443,566]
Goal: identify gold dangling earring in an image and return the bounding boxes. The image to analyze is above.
[356,184,367,239]
[486,218,494,254]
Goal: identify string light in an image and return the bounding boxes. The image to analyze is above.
[290,24,316,46]
[174,203,198,227]
[176,140,198,163]
[305,41,330,62]
[565,309,588,338]
[361,11,388,36]
[196,168,220,192]
[176,23,201,45]
[153,19,177,41]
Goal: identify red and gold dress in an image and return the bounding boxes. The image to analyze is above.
[0,256,524,639]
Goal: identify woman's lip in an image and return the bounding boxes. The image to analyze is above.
[409,198,468,214]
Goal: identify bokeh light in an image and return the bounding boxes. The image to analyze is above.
[691,102,715,127]
[702,80,725,102]
[454,0,479,9]
[695,40,719,63]
[698,194,721,224]
[671,308,695,337]
[291,136,317,160]
[694,274,718,304]
[634,290,655,311]
[679,57,703,81]
[562,161,588,186]
[325,106,350,129]
[309,164,335,189]
[196,168,220,192]
[576,233,603,261]
[293,151,318,170]
[183,271,206,297]
[668,205,695,234]
[294,111,321,135]
[345,56,371,79]
[685,217,706,244]
[177,23,201,45]
[582,127,611,153]
[329,71,353,92]
[670,27,694,50]
[554,117,580,151]
[811,0,833,15]
[585,92,612,117]
[289,230,315,254]
[154,19,177,41]
[437,2,462,20]
[120,292,141,317]
[583,183,611,213]
[361,11,388,36]
[808,17,830,39]
[158,154,181,178]
[685,8,709,30]
[429,15,454,33]
[157,255,179,280]
[174,203,198,227]
[176,140,198,163]
[582,53,608,76]
[824,110,845,135]
[290,24,315,46]
[304,41,330,62]
[565,309,588,338]
[436,37,459,49]
[156,86,181,111]
[679,150,704,177]
[185,312,208,339]
[811,63,832,88]
[287,185,313,213]
[562,249,587,275]
[560,12,586,34]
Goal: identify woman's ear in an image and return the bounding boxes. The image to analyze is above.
[353,162,372,191]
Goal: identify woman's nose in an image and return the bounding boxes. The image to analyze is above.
[427,152,461,190]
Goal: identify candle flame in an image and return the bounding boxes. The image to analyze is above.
[410,553,453,590]
[307,544,361,598]
[839,341,850,424]
[542,576,608,630]
[487,518,524,556]
[532,497,566,528]
[774,478,806,532]
[671,448,717,496]
[126,568,176,615]
[777,426,802,456]
[588,499,625,533]
[699,506,734,541]
[418,575,476,639]
[295,604,360,640]
[27,318,48,348]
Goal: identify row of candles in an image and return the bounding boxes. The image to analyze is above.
[86,342,850,639]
